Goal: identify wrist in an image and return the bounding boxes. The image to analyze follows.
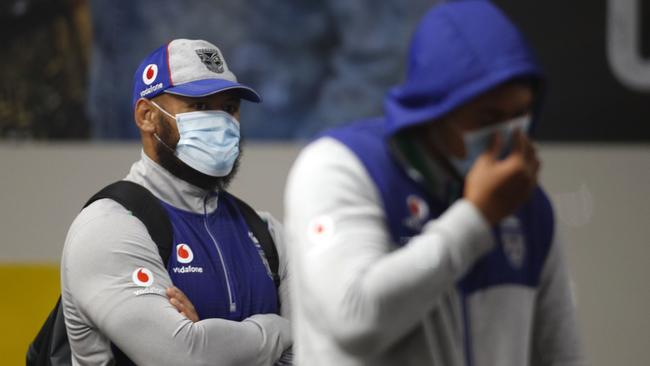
[466,196,497,226]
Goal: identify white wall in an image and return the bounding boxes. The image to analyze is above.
[1,142,648,365]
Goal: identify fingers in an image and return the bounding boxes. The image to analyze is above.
[167,286,199,322]
[166,286,176,298]
[497,131,540,192]
[521,133,536,163]
[464,127,542,225]
[167,286,189,301]
[512,128,525,154]
[167,287,184,310]
[504,130,534,166]
[514,132,540,196]
[169,297,183,310]
[166,286,183,301]
[518,133,539,178]
[473,132,502,171]
[486,132,502,160]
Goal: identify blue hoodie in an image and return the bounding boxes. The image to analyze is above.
[317,3,577,364]
[326,0,551,249]
[324,0,546,228]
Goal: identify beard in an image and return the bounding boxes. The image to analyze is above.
[154,116,241,191]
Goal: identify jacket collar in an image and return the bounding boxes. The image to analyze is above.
[125,150,219,214]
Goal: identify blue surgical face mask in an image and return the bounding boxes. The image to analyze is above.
[449,114,532,177]
[151,101,241,177]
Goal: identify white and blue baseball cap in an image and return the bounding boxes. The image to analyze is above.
[132,39,261,106]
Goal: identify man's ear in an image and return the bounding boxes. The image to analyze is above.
[134,98,157,134]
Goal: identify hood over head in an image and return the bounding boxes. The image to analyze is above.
[384,0,543,136]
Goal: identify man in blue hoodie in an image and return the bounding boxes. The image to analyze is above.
[285,1,585,365]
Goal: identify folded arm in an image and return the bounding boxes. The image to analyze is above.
[61,199,291,366]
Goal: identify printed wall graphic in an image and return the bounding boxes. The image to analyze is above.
[1,0,647,141]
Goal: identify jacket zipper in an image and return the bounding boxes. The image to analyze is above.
[203,195,237,313]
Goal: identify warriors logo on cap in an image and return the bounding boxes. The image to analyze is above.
[195,49,224,73]
[142,64,158,85]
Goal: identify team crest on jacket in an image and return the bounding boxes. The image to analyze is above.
[132,267,154,287]
[403,195,430,231]
[500,216,526,269]
[195,49,224,73]
[176,243,194,264]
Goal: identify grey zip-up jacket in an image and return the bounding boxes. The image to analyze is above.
[60,151,292,366]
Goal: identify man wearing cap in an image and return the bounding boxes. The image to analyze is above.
[60,39,292,365]
[285,2,584,365]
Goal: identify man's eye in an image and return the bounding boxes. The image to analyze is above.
[223,104,239,115]
[193,103,208,110]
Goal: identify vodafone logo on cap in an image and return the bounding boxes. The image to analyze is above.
[132,267,154,287]
[176,243,194,264]
[142,64,158,85]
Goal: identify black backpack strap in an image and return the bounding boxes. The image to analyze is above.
[230,194,280,289]
[84,180,173,266]
[29,181,172,366]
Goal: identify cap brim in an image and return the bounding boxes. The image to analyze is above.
[165,78,262,102]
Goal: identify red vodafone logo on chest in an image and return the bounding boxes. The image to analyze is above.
[176,243,194,264]
[132,267,154,287]
[142,64,158,85]
[407,195,429,221]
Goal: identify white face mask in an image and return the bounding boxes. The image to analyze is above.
[151,101,241,177]
[449,113,532,177]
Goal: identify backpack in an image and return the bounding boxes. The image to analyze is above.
[26,180,280,366]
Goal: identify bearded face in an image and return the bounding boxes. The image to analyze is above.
[154,114,242,191]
